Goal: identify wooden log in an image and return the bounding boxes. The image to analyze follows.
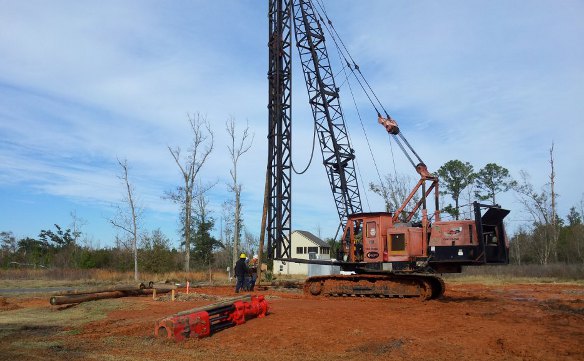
[50,288,171,305]
[55,283,148,296]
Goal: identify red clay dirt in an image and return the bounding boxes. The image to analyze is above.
[1,282,583,361]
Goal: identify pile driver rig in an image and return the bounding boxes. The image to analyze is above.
[265,0,509,300]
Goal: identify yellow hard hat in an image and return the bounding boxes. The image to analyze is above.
[240,253,247,259]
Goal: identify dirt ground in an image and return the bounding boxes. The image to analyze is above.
[1,281,583,361]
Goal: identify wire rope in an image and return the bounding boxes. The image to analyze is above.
[291,116,318,175]
[314,0,389,115]
[313,0,386,206]
[312,0,393,205]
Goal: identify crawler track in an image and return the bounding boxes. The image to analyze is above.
[303,274,445,300]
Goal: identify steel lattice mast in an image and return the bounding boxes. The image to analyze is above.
[292,0,362,227]
[267,0,362,259]
[267,0,293,259]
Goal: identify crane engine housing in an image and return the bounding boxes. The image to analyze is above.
[339,202,509,274]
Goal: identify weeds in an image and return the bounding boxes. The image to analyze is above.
[445,263,584,284]
[0,268,230,285]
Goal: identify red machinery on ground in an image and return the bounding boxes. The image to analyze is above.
[155,295,269,341]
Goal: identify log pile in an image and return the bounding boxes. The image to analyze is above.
[49,283,176,305]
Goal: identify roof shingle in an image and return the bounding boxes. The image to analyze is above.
[294,230,328,247]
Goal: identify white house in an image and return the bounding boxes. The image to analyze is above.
[273,230,331,275]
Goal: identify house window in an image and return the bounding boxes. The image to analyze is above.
[320,247,330,254]
[296,247,304,254]
[307,247,318,254]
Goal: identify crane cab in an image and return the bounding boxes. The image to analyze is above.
[340,212,392,264]
[340,212,429,270]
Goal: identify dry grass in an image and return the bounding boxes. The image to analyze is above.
[445,264,584,285]
[0,298,129,330]
[443,275,584,285]
[0,296,132,360]
[0,268,231,289]
[2,264,583,289]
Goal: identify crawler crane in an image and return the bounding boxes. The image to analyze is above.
[265,0,509,300]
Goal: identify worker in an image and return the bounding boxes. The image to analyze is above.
[243,256,251,291]
[234,253,249,293]
[248,255,259,291]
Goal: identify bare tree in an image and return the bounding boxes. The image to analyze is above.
[578,195,584,262]
[191,188,223,277]
[369,173,419,222]
[213,215,232,270]
[513,144,559,264]
[575,196,584,263]
[69,210,87,246]
[509,226,529,265]
[167,113,214,272]
[514,170,552,264]
[549,143,558,262]
[1,231,17,265]
[315,224,322,239]
[221,200,235,264]
[226,117,254,267]
[462,182,477,219]
[110,158,141,280]
[242,230,259,256]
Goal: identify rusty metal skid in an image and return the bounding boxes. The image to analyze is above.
[154,295,269,341]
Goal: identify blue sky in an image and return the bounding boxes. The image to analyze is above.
[1,0,583,248]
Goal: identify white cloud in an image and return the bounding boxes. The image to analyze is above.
[1,1,582,242]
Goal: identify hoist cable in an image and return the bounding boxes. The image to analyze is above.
[388,133,398,181]
[343,67,385,206]
[311,0,393,204]
[317,2,427,169]
[314,0,389,116]
[355,162,371,212]
[312,0,428,178]
[341,63,373,212]
[291,117,318,175]
[311,0,381,116]
[314,0,385,209]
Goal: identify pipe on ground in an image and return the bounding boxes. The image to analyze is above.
[50,288,171,305]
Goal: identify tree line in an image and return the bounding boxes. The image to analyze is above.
[1,114,259,275]
[0,223,260,273]
[1,226,202,272]
[2,121,581,271]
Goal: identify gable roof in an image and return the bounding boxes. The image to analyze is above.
[293,230,329,247]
